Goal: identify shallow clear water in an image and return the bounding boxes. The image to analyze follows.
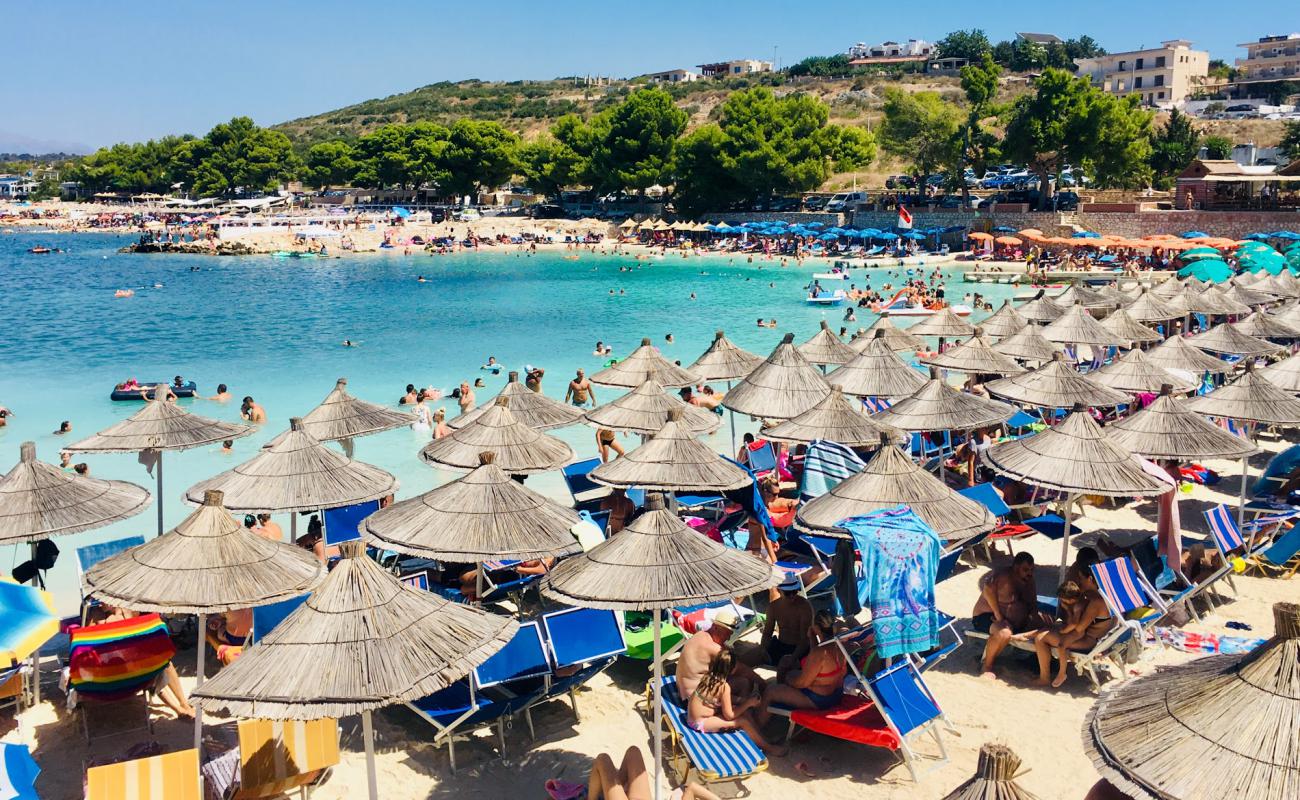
[0,231,1016,613]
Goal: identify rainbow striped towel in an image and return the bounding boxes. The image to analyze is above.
[69,614,175,700]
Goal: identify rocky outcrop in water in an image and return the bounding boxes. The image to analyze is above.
[121,240,259,256]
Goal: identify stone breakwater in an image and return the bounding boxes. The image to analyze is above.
[121,240,260,255]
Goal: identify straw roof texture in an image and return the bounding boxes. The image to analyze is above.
[185,418,398,512]
[589,410,751,492]
[764,387,908,446]
[1145,335,1230,375]
[1233,310,1300,340]
[83,489,324,614]
[0,442,152,546]
[1100,309,1162,345]
[905,306,976,339]
[362,452,582,561]
[1107,387,1258,461]
[1189,324,1284,357]
[795,436,995,541]
[871,375,1015,432]
[687,330,764,381]
[589,337,699,388]
[1150,275,1183,298]
[797,322,858,366]
[1277,303,1300,331]
[986,354,1131,409]
[298,379,413,442]
[583,380,721,435]
[1053,284,1118,309]
[992,325,1063,364]
[1041,304,1119,346]
[542,494,781,610]
[1261,351,1300,393]
[1016,292,1066,324]
[1122,290,1183,322]
[983,409,1171,497]
[1088,349,1197,394]
[920,331,1026,376]
[979,300,1029,339]
[1082,602,1300,800]
[855,316,924,352]
[1183,363,1300,425]
[941,743,1040,800]
[1223,283,1278,309]
[191,542,517,719]
[419,397,574,474]
[1190,286,1250,316]
[1254,273,1300,299]
[448,371,585,432]
[830,331,928,398]
[722,333,832,419]
[66,388,253,454]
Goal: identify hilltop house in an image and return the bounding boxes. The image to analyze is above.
[697,59,773,78]
[1232,33,1300,97]
[1074,40,1209,107]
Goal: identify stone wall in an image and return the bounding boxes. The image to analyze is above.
[1073,210,1300,239]
[711,211,844,225]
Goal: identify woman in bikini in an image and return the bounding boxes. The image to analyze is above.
[1032,577,1113,688]
[685,650,786,756]
[765,610,846,711]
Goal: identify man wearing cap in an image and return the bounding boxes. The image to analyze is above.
[759,576,814,672]
[674,609,766,718]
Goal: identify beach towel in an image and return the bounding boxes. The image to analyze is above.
[0,743,40,800]
[68,614,175,701]
[832,538,861,617]
[1155,627,1267,655]
[840,507,941,660]
[722,457,776,542]
[799,439,866,502]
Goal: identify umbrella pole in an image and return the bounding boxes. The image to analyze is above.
[652,613,663,800]
[155,451,165,538]
[726,380,737,456]
[363,709,379,800]
[291,514,297,543]
[193,612,206,751]
[29,541,40,706]
[1058,494,1075,584]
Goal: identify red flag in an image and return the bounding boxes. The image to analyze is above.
[897,205,913,230]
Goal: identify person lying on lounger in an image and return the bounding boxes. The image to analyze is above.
[580,746,720,800]
[686,651,786,756]
[765,610,846,711]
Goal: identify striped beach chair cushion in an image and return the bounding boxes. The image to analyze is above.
[69,614,175,700]
[1203,504,1244,552]
[235,718,339,799]
[86,748,200,800]
[1090,559,1149,616]
[659,676,766,780]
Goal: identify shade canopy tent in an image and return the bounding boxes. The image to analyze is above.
[1088,348,1197,395]
[904,306,976,339]
[1145,335,1230,375]
[420,397,574,474]
[449,371,585,431]
[1041,304,1119,347]
[986,354,1131,409]
[722,333,832,420]
[978,300,1029,339]
[871,374,1015,433]
[66,386,252,535]
[582,380,721,436]
[854,316,925,352]
[920,330,1026,376]
[1189,324,1285,358]
[298,378,413,442]
[588,410,751,493]
[764,387,908,447]
[590,338,699,389]
[797,321,858,366]
[686,330,764,381]
[942,743,1041,800]
[829,331,928,399]
[992,324,1063,364]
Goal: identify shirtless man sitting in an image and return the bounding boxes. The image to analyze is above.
[673,611,764,707]
[757,577,813,668]
[972,552,1048,680]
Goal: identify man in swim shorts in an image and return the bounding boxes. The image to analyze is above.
[565,369,596,407]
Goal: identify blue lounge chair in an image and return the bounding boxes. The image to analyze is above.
[1090,557,1176,638]
[935,532,988,583]
[248,594,309,645]
[1250,524,1300,578]
[537,607,626,721]
[655,675,767,786]
[562,458,612,512]
[76,536,145,622]
[861,660,950,781]
[745,441,778,477]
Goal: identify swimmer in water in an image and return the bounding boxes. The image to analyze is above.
[417,275,427,282]
[666,333,674,344]
[342,340,356,347]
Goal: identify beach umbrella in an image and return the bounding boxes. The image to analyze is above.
[0,743,38,800]
[1234,310,1300,340]
[1083,601,1300,800]
[589,409,751,493]
[854,315,925,352]
[1052,284,1118,309]
[920,330,1026,376]
[1176,258,1234,283]
[798,321,858,366]
[687,330,763,381]
[192,541,517,800]
[1253,272,1300,299]
[420,397,573,475]
[764,386,908,447]
[66,385,253,536]
[0,580,57,669]
[583,379,721,436]
[984,407,1170,578]
[1041,303,1120,347]
[986,353,1131,409]
[871,373,1015,432]
[795,433,995,543]
[979,299,1029,339]
[1261,351,1300,393]
[1178,246,1222,261]
[1108,386,1257,461]
[722,333,832,420]
[1222,283,1278,308]
[1088,348,1197,394]
[1099,308,1162,345]
[905,306,976,339]
[1177,285,1246,316]
[1179,230,1210,239]
[831,330,928,399]
[83,488,324,749]
[590,338,699,389]
[450,371,585,432]
[1189,323,1284,357]
[1150,275,1184,298]
[1122,289,1182,323]
[543,492,779,800]
[1145,335,1230,376]
[1016,291,1066,324]
[992,324,1063,364]
[298,378,413,443]
[942,743,1040,800]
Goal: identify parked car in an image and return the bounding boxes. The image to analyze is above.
[803,195,830,211]
[825,191,868,212]
[1053,191,1080,211]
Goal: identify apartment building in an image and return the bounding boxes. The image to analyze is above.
[1074,39,1208,106]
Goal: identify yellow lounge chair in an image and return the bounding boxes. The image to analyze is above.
[86,748,201,800]
[233,718,339,799]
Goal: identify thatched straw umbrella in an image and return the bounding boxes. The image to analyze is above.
[1053,284,1118,309]
[66,385,253,536]
[979,300,1029,339]
[83,488,324,749]
[1277,302,1300,331]
[830,330,928,399]
[1145,335,1230,375]
[942,743,1040,800]
[542,492,780,800]
[1016,291,1065,324]
[298,378,413,445]
[872,373,1015,432]
[1088,348,1197,394]
[906,306,976,339]
[590,337,699,389]
[855,315,924,352]
[1223,282,1278,309]
[986,354,1131,409]
[589,409,751,493]
[1100,309,1162,346]
[583,380,721,436]
[1150,275,1183,298]
[1234,309,1300,340]
[920,330,1026,376]
[764,386,908,447]
[1083,601,1300,800]
[722,333,832,420]
[992,324,1063,364]
[449,371,584,432]
[797,321,858,366]
[1108,386,1257,461]
[1189,323,1284,357]
[419,397,574,474]
[192,541,517,800]
[1190,285,1251,316]
[795,433,995,542]
[1261,351,1300,393]
[687,330,764,381]
[983,407,1171,578]
[1122,290,1182,323]
[1041,303,1119,347]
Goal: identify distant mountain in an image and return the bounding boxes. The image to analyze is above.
[0,129,91,157]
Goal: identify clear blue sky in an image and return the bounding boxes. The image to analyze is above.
[3,0,1285,151]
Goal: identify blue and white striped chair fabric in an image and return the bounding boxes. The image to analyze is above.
[658,675,767,782]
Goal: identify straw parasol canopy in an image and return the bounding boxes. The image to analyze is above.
[983,408,1171,498]
[796,434,995,542]
[82,489,324,614]
[185,418,398,513]
[920,330,1026,376]
[1053,284,1118,309]
[992,324,1062,364]
[941,743,1040,800]
[722,333,832,419]
[1278,302,1300,331]
[1189,323,1284,357]
[871,373,1015,432]
[1041,303,1119,347]
[589,337,699,388]
[830,330,928,398]
[1083,602,1300,800]
[298,378,413,442]
[1233,309,1300,340]
[979,300,1029,339]
[764,386,908,447]
[1150,275,1183,298]
[1122,289,1183,322]
[1223,283,1278,309]
[191,541,517,719]
[687,330,764,381]
[419,397,574,474]
[1016,291,1066,324]
[855,315,925,352]
[1100,308,1162,345]
[66,386,253,454]
[1191,285,1251,316]
[448,371,585,432]
[1106,386,1258,461]
[1184,362,1300,425]
[588,409,751,492]
[583,380,721,435]
[905,306,976,339]
[0,441,152,546]
[986,354,1131,409]
[797,321,858,366]
[1088,348,1197,395]
[1145,335,1230,375]
[362,452,582,562]
[1261,351,1300,393]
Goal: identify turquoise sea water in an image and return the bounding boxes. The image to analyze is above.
[0,231,1017,613]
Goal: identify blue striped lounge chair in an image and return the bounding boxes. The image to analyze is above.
[655,675,767,786]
